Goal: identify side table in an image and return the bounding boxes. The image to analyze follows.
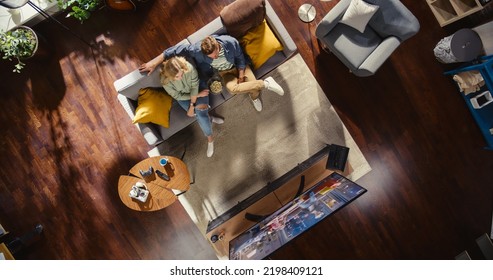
[118,156,191,211]
[434,28,483,63]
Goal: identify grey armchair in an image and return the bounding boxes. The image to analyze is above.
[315,0,419,77]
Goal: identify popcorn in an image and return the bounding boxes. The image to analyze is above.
[209,80,223,94]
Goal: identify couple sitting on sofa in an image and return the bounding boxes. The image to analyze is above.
[139,34,285,158]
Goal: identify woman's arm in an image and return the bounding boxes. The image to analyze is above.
[186,62,201,117]
[187,95,198,117]
[186,63,200,97]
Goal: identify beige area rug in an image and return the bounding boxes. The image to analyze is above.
[149,53,371,237]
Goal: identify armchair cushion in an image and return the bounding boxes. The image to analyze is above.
[220,0,266,39]
[366,0,420,41]
[340,0,379,33]
[133,87,173,128]
[323,24,381,69]
[240,20,283,69]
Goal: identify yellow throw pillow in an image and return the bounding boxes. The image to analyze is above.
[132,87,173,128]
[240,20,284,69]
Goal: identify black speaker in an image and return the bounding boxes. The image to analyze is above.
[326,144,349,172]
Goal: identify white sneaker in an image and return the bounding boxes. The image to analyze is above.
[264,77,284,96]
[211,116,224,124]
[207,141,214,157]
[251,98,263,112]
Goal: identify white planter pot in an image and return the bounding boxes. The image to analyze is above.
[13,25,39,59]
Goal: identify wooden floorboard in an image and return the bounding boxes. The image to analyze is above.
[0,0,492,259]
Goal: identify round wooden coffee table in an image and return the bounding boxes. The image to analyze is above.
[118,156,191,211]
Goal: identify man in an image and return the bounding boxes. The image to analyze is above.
[139,35,284,111]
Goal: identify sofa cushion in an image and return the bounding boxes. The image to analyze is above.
[187,17,226,44]
[220,0,266,38]
[133,87,173,128]
[340,0,379,33]
[240,20,283,69]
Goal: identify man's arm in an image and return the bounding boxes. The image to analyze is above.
[139,53,165,76]
[234,43,247,83]
[238,68,246,83]
[221,35,247,82]
[229,37,246,70]
[139,44,195,76]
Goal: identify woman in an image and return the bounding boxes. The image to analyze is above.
[160,56,223,157]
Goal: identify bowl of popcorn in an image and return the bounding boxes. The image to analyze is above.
[208,75,223,95]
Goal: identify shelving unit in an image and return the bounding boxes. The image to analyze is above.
[444,55,493,149]
[426,0,484,27]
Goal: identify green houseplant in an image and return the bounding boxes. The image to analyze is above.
[56,0,102,23]
[0,26,38,73]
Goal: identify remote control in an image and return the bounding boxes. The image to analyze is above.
[155,170,170,181]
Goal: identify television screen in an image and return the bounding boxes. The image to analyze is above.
[229,172,367,260]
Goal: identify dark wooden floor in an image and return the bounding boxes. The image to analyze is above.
[0,0,492,260]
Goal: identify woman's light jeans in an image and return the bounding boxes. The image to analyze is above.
[177,95,212,137]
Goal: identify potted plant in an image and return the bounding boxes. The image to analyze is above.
[0,25,38,73]
[56,0,103,23]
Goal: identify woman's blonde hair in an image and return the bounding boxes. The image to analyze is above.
[160,56,190,84]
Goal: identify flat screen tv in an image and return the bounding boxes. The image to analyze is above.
[229,172,367,260]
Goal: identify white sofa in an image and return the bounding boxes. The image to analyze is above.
[113,0,297,146]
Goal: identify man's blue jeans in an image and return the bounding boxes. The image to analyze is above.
[177,96,212,137]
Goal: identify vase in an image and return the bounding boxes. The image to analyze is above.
[11,25,39,59]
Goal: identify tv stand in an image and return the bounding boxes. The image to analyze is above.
[205,145,354,259]
[244,175,306,223]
